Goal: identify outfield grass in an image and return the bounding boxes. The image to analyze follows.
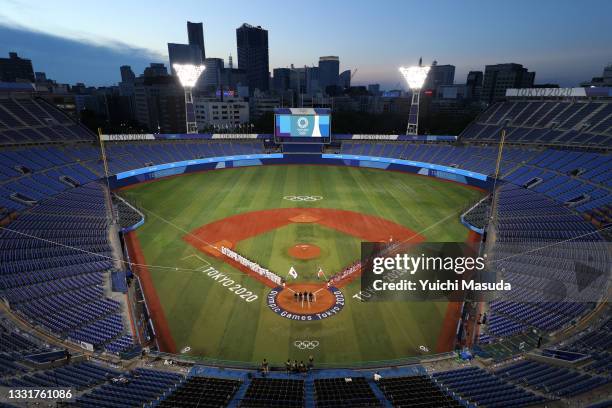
[120,165,484,365]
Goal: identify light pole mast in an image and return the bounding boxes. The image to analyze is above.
[173,63,206,133]
[399,63,431,135]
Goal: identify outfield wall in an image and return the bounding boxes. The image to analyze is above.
[109,153,491,190]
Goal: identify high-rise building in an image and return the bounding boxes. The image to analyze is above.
[120,65,136,83]
[368,84,381,95]
[236,23,270,93]
[306,67,320,95]
[0,52,35,82]
[319,56,340,93]
[339,70,351,89]
[220,67,247,91]
[187,21,206,61]
[272,68,291,92]
[249,95,280,119]
[482,63,535,103]
[168,43,203,74]
[198,58,224,93]
[143,63,168,77]
[134,76,186,133]
[466,71,483,100]
[118,66,137,120]
[423,62,455,90]
[289,67,306,94]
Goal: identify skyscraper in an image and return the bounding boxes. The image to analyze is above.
[466,71,483,100]
[187,21,206,61]
[134,76,186,133]
[482,63,535,103]
[306,67,320,95]
[236,23,270,92]
[0,52,35,82]
[120,65,136,83]
[272,68,291,92]
[200,58,224,92]
[143,63,168,77]
[423,62,455,90]
[319,56,340,94]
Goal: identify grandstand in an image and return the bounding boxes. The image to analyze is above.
[0,87,610,407]
[460,99,612,147]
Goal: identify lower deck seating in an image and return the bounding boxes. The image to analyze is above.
[2,361,118,391]
[0,183,132,353]
[239,377,304,408]
[433,366,547,408]
[75,367,183,407]
[378,375,462,407]
[159,376,241,408]
[495,360,610,397]
[314,377,381,407]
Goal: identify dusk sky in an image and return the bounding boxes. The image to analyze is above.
[1,0,611,89]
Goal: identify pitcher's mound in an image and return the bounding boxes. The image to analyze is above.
[289,214,321,223]
[288,243,321,260]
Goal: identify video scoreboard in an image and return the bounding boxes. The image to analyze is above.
[274,108,331,144]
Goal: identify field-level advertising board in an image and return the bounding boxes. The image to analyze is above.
[274,108,331,144]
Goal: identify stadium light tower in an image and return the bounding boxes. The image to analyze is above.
[173,63,205,134]
[399,62,430,135]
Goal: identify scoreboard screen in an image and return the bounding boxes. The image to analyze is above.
[274,108,331,143]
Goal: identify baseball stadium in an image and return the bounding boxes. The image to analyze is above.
[0,73,611,406]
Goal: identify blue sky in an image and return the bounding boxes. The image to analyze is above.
[1,0,611,89]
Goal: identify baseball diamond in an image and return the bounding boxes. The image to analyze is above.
[120,165,484,364]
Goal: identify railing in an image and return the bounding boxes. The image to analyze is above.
[147,350,458,370]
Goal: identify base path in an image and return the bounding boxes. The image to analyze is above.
[184,207,425,250]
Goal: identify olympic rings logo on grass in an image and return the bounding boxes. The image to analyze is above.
[294,340,319,350]
[283,195,323,202]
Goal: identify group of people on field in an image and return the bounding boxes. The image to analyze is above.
[260,356,314,375]
[294,291,315,304]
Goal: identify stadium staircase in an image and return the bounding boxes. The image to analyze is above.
[365,377,393,408]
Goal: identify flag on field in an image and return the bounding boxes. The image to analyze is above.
[317,267,325,280]
[288,266,298,279]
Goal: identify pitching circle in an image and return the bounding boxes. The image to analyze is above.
[294,340,319,350]
[283,195,323,202]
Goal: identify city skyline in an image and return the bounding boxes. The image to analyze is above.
[1,0,611,88]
